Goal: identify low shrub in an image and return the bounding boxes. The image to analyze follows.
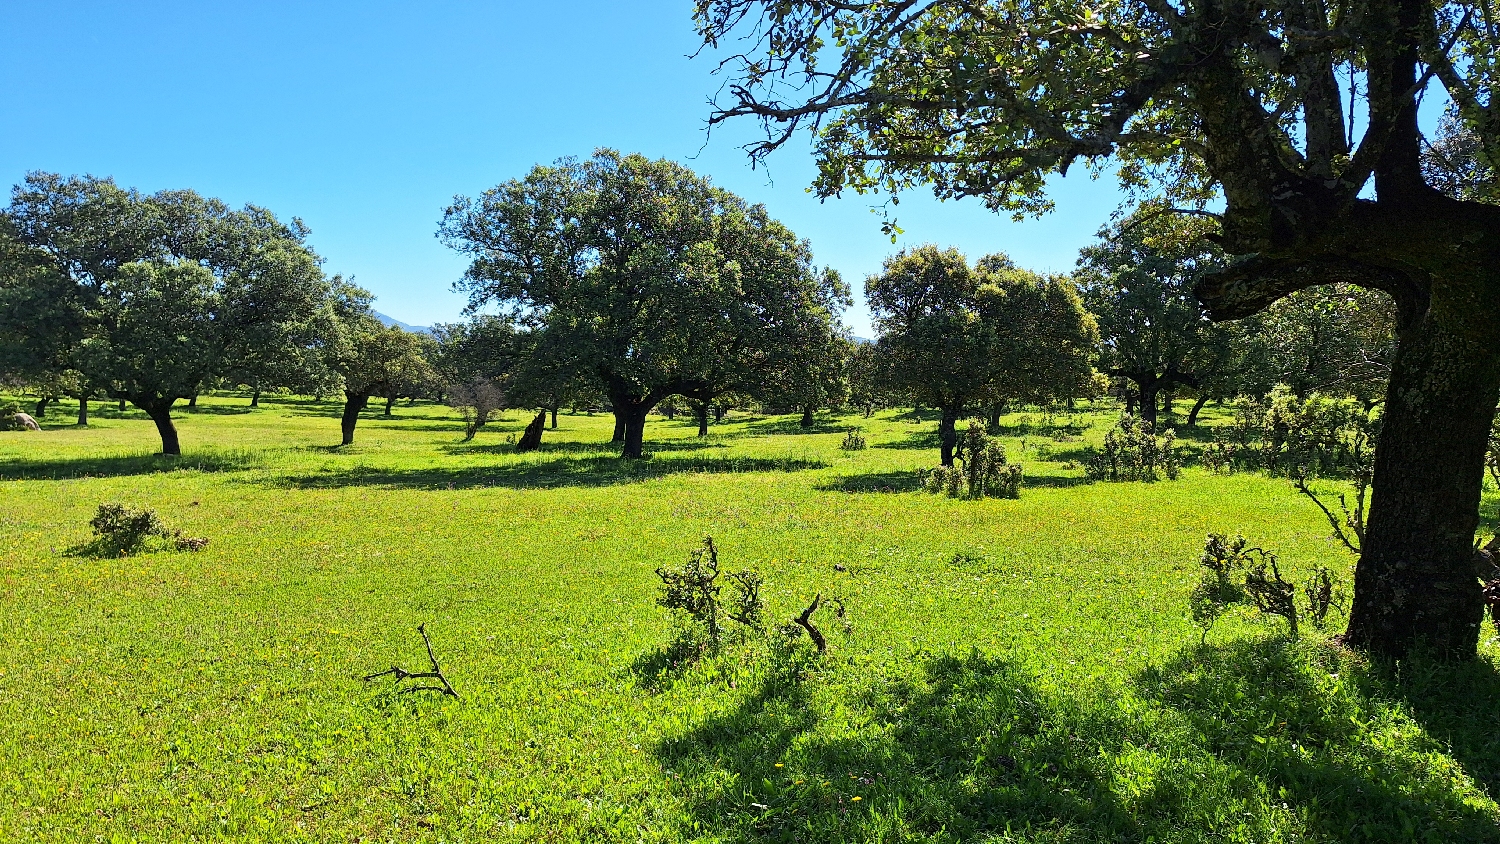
[919,422,1022,499]
[1084,415,1181,482]
[88,503,208,556]
[839,428,867,450]
[1188,533,1345,641]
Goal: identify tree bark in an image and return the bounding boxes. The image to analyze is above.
[1137,379,1160,426]
[938,405,959,466]
[987,402,1003,429]
[713,404,726,422]
[250,386,260,408]
[620,403,651,459]
[117,398,126,412]
[188,393,198,409]
[34,397,50,417]
[1123,391,1136,415]
[611,415,625,442]
[800,404,815,427]
[76,397,88,427]
[695,403,709,436]
[1342,307,1498,659]
[550,405,559,429]
[384,395,396,416]
[341,392,369,446]
[1187,395,1210,426]
[139,399,180,455]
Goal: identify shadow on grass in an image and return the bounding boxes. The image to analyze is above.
[743,417,854,436]
[274,453,829,490]
[0,450,266,481]
[441,438,730,456]
[872,430,939,451]
[816,470,922,494]
[181,405,254,416]
[655,639,1500,842]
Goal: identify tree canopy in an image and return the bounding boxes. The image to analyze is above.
[0,173,332,454]
[439,149,848,457]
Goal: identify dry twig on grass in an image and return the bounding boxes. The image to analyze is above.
[364,624,459,698]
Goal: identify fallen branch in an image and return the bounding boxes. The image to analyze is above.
[794,593,827,653]
[364,623,459,698]
[1293,469,1364,555]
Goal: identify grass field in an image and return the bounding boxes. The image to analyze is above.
[2,395,1499,842]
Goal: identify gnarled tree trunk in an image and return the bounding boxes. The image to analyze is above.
[1342,296,1497,658]
[1187,395,1210,426]
[938,405,959,466]
[137,398,181,455]
[341,392,369,446]
[515,411,546,452]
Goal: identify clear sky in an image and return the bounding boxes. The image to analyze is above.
[0,1,1124,337]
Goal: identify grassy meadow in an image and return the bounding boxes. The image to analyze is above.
[2,395,1499,842]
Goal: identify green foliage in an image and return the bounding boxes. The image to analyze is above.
[838,428,867,451]
[920,422,1022,499]
[87,503,207,556]
[439,149,848,457]
[1084,415,1181,482]
[1189,533,1345,642]
[655,536,766,647]
[1205,388,1377,478]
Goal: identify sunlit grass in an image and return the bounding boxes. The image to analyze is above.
[1,394,1497,842]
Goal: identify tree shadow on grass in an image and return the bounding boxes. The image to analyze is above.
[440,439,730,457]
[0,450,266,481]
[815,470,923,494]
[272,453,829,490]
[743,417,856,436]
[872,430,939,451]
[655,640,1500,842]
[180,404,254,416]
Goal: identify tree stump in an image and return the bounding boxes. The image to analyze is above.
[515,411,546,452]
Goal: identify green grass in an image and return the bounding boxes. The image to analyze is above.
[1,395,1497,842]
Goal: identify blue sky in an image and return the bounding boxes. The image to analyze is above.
[0,1,1124,337]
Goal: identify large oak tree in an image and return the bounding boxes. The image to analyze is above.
[1,174,331,454]
[439,149,847,458]
[696,0,1500,659]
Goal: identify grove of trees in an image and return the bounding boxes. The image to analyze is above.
[694,0,1500,658]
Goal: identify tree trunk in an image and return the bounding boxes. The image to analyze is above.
[140,399,181,455]
[620,403,651,459]
[76,397,88,426]
[713,404,726,422]
[1123,391,1136,415]
[800,404,815,427]
[611,415,626,442]
[516,411,546,452]
[1137,380,1160,426]
[188,393,198,409]
[550,405,559,429]
[664,405,675,420]
[34,397,50,417]
[250,386,260,408]
[384,395,396,416]
[695,403,709,437]
[341,393,368,446]
[1187,395,1210,426]
[1343,310,1498,659]
[987,402,1003,429]
[939,405,959,466]
[864,403,874,418]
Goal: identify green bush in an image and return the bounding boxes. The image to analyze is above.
[1084,415,1181,482]
[920,422,1022,499]
[87,503,208,556]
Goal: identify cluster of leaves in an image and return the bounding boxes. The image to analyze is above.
[88,503,207,556]
[838,428,867,451]
[0,400,22,430]
[920,422,1022,499]
[1084,415,1180,482]
[1203,388,1377,478]
[655,536,766,646]
[1190,534,1344,642]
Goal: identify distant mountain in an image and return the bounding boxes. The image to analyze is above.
[373,312,433,335]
